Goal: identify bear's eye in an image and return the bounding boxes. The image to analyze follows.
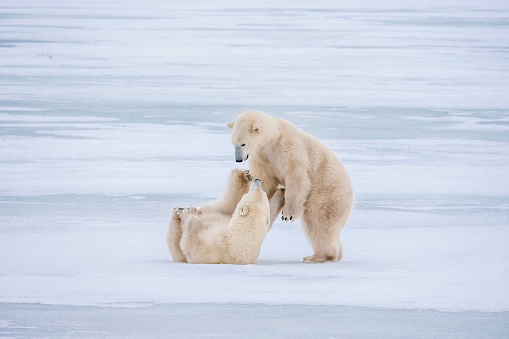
[241,144,246,147]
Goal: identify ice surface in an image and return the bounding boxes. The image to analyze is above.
[1,303,508,338]
[1,0,508,336]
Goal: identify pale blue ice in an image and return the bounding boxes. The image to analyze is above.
[0,0,508,337]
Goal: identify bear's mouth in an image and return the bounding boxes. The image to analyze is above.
[236,154,248,163]
[235,146,248,162]
[250,178,261,191]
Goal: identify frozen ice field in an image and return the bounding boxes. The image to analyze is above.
[1,0,508,337]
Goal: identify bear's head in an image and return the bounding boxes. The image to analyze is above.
[236,179,270,227]
[227,110,279,163]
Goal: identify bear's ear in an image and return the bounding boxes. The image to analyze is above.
[249,121,261,133]
[239,205,249,216]
[227,122,234,129]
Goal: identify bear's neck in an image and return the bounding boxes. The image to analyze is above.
[256,119,281,156]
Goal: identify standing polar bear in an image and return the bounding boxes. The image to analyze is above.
[227,110,354,263]
[167,169,285,264]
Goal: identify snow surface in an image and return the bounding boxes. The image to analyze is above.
[1,0,509,336]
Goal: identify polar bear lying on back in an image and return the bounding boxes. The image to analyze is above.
[167,169,285,264]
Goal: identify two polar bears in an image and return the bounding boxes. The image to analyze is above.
[168,169,285,264]
[168,110,353,264]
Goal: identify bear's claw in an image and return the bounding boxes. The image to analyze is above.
[242,169,252,181]
[173,207,185,215]
[175,207,201,219]
[281,211,294,222]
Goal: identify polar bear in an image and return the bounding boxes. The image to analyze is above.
[167,169,252,263]
[227,110,354,263]
[167,169,285,264]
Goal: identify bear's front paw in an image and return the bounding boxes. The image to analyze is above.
[242,169,252,181]
[281,210,295,222]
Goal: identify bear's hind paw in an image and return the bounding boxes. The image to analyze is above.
[303,255,337,263]
[180,207,201,218]
[173,207,185,216]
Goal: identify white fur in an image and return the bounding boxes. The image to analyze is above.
[228,110,354,263]
[167,169,285,265]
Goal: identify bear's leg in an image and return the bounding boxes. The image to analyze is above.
[302,192,353,263]
[200,169,251,216]
[179,209,207,262]
[224,169,252,211]
[269,188,285,229]
[301,217,340,263]
[179,207,202,227]
[167,207,187,262]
